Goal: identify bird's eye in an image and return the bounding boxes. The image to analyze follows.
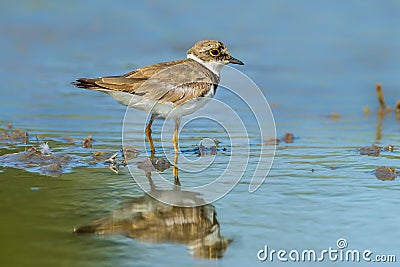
[209,49,220,57]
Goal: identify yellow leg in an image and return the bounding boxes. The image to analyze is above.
[172,118,181,186]
[173,153,180,186]
[172,117,181,154]
[145,114,156,157]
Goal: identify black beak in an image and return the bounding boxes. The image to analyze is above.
[228,56,244,65]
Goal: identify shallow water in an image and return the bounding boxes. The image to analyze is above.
[1,1,400,266]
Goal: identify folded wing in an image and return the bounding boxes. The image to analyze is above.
[72,59,219,107]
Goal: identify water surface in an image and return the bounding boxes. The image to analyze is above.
[1,1,400,266]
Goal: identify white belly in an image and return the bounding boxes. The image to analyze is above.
[102,87,215,118]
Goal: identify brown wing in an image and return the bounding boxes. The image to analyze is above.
[72,59,219,106]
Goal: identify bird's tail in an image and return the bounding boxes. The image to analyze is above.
[71,78,101,90]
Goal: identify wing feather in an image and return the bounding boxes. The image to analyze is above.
[72,59,219,107]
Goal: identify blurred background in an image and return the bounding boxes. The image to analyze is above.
[1,0,400,127]
[1,1,399,266]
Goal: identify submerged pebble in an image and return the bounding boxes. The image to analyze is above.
[359,145,381,156]
[330,112,340,120]
[0,128,29,145]
[280,132,294,144]
[82,136,93,148]
[375,166,398,181]
[266,132,295,145]
[122,146,140,161]
[359,144,394,156]
[198,142,217,156]
[384,144,394,152]
[0,146,71,177]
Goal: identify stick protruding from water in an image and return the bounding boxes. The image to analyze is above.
[376,83,392,115]
[395,99,400,120]
[376,83,386,110]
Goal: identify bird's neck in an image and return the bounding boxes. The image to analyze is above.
[187,54,223,76]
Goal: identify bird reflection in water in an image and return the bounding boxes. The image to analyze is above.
[74,156,230,259]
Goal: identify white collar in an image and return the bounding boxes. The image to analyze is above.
[187,54,223,76]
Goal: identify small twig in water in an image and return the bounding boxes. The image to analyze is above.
[395,99,400,120]
[376,83,391,115]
